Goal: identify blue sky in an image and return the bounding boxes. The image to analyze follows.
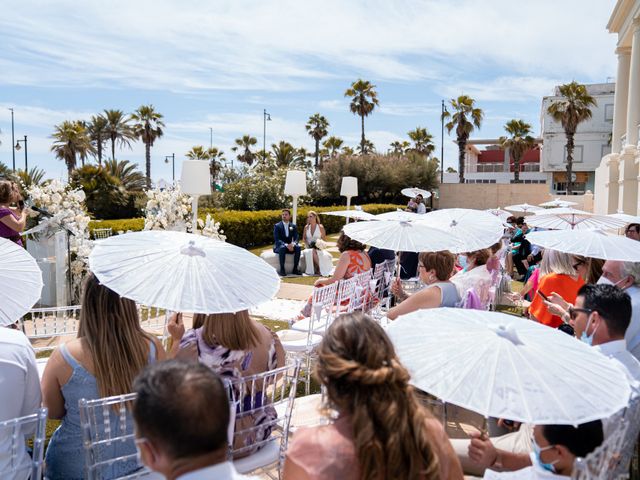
[0,0,618,182]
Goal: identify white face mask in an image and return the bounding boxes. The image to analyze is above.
[597,276,626,288]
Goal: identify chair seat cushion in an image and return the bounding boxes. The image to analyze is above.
[276,330,322,352]
[290,318,327,334]
[233,438,280,474]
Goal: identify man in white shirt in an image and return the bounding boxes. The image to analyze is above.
[599,260,640,360]
[416,194,427,214]
[132,360,256,480]
[0,326,42,478]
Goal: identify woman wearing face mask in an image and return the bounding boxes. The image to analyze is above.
[388,250,460,320]
[483,421,603,479]
[451,249,494,307]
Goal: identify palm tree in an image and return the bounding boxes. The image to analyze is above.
[323,136,344,158]
[344,79,379,154]
[356,139,375,155]
[16,167,47,188]
[498,120,536,184]
[103,109,135,162]
[547,81,596,194]
[231,135,258,166]
[442,95,483,183]
[130,105,165,188]
[341,145,355,156]
[103,159,147,191]
[207,147,225,180]
[51,120,95,176]
[272,141,302,168]
[305,113,329,168]
[407,127,435,156]
[186,145,209,160]
[87,114,108,165]
[389,140,410,155]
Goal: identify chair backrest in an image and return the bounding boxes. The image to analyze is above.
[381,258,396,277]
[350,271,373,312]
[93,228,113,240]
[336,277,358,313]
[19,306,81,353]
[226,361,302,467]
[136,305,170,347]
[572,415,629,480]
[0,408,47,480]
[79,393,151,480]
[308,282,338,334]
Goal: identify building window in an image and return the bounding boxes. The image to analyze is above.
[563,145,584,163]
[604,104,614,122]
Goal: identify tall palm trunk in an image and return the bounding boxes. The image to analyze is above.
[97,141,102,166]
[145,140,151,189]
[360,114,365,154]
[513,150,520,184]
[566,132,575,195]
[314,138,320,168]
[111,136,116,161]
[457,139,466,184]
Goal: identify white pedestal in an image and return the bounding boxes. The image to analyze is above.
[26,231,69,307]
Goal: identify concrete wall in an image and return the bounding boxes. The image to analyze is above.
[437,183,594,212]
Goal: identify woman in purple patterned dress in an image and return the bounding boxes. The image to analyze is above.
[174,310,285,457]
[0,180,26,246]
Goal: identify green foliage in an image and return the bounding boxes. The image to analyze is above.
[221,169,288,211]
[88,204,401,248]
[317,152,439,205]
[71,165,140,219]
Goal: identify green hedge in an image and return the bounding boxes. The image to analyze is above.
[89,204,403,248]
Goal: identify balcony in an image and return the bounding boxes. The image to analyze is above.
[467,162,541,173]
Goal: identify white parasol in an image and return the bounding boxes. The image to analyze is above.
[417,208,504,253]
[609,213,640,225]
[0,238,43,326]
[376,210,421,222]
[343,220,462,253]
[401,187,432,199]
[485,208,512,221]
[525,229,640,262]
[323,210,378,221]
[504,203,544,214]
[89,231,280,314]
[539,198,578,208]
[387,308,631,424]
[527,208,628,231]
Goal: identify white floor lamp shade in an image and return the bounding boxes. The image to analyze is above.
[181,160,211,232]
[340,176,358,224]
[284,170,307,225]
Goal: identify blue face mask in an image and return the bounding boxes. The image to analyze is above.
[580,314,599,346]
[532,438,557,473]
[458,255,468,271]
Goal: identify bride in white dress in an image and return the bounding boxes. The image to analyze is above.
[302,211,334,276]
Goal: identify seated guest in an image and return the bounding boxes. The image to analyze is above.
[132,360,255,480]
[451,249,493,307]
[407,196,418,212]
[625,223,640,241]
[314,232,371,288]
[273,209,301,277]
[483,421,603,479]
[283,312,463,479]
[486,242,503,274]
[0,324,41,477]
[367,245,395,269]
[41,273,165,480]
[388,251,460,320]
[528,250,584,328]
[415,194,427,214]
[302,211,333,276]
[572,256,604,285]
[175,310,284,456]
[399,251,419,279]
[510,219,532,279]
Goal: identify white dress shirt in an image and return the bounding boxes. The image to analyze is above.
[484,454,570,479]
[177,461,257,480]
[417,203,426,214]
[624,286,640,360]
[0,327,42,479]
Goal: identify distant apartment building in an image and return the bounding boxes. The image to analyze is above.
[541,82,614,194]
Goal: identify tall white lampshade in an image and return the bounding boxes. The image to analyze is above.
[284,170,307,225]
[340,176,358,224]
[180,160,211,232]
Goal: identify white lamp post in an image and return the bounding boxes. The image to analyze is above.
[340,176,358,224]
[180,160,211,233]
[284,170,307,225]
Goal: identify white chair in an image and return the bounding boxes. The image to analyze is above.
[93,228,113,240]
[79,393,160,480]
[19,305,82,353]
[0,408,47,480]
[572,418,629,480]
[335,277,357,314]
[290,282,338,335]
[136,304,170,348]
[350,271,374,312]
[228,361,301,477]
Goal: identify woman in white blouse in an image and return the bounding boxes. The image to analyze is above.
[302,211,334,276]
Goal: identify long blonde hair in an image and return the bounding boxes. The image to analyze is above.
[193,310,261,351]
[315,312,439,480]
[539,249,576,277]
[77,273,153,398]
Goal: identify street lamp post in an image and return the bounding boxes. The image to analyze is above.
[209,127,213,149]
[440,100,445,184]
[263,109,271,155]
[15,136,27,171]
[8,108,15,171]
[164,153,175,182]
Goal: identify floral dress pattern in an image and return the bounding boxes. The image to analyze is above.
[180,325,284,456]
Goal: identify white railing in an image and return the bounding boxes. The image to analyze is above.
[475,163,504,173]
[521,163,541,172]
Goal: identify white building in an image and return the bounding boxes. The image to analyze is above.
[541,83,614,195]
[594,0,640,214]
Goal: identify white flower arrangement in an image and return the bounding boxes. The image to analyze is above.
[144,186,193,232]
[197,214,226,241]
[26,180,93,299]
[314,238,328,250]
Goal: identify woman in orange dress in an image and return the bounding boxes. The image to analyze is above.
[528,250,584,328]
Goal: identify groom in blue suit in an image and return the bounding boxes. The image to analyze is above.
[273,209,301,276]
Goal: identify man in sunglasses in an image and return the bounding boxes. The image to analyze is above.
[625,223,640,241]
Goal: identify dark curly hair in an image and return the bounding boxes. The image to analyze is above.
[336,231,366,253]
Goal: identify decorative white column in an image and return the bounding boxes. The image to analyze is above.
[626,19,640,145]
[612,47,631,153]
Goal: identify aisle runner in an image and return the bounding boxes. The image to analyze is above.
[250,298,306,321]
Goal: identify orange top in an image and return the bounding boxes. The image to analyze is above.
[345,250,371,278]
[529,273,585,328]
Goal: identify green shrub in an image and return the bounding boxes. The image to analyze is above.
[89,204,401,247]
[71,165,140,219]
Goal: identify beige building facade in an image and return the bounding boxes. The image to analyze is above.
[594,0,640,214]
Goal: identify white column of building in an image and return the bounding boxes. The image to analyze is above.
[627,18,640,145]
[613,47,631,153]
